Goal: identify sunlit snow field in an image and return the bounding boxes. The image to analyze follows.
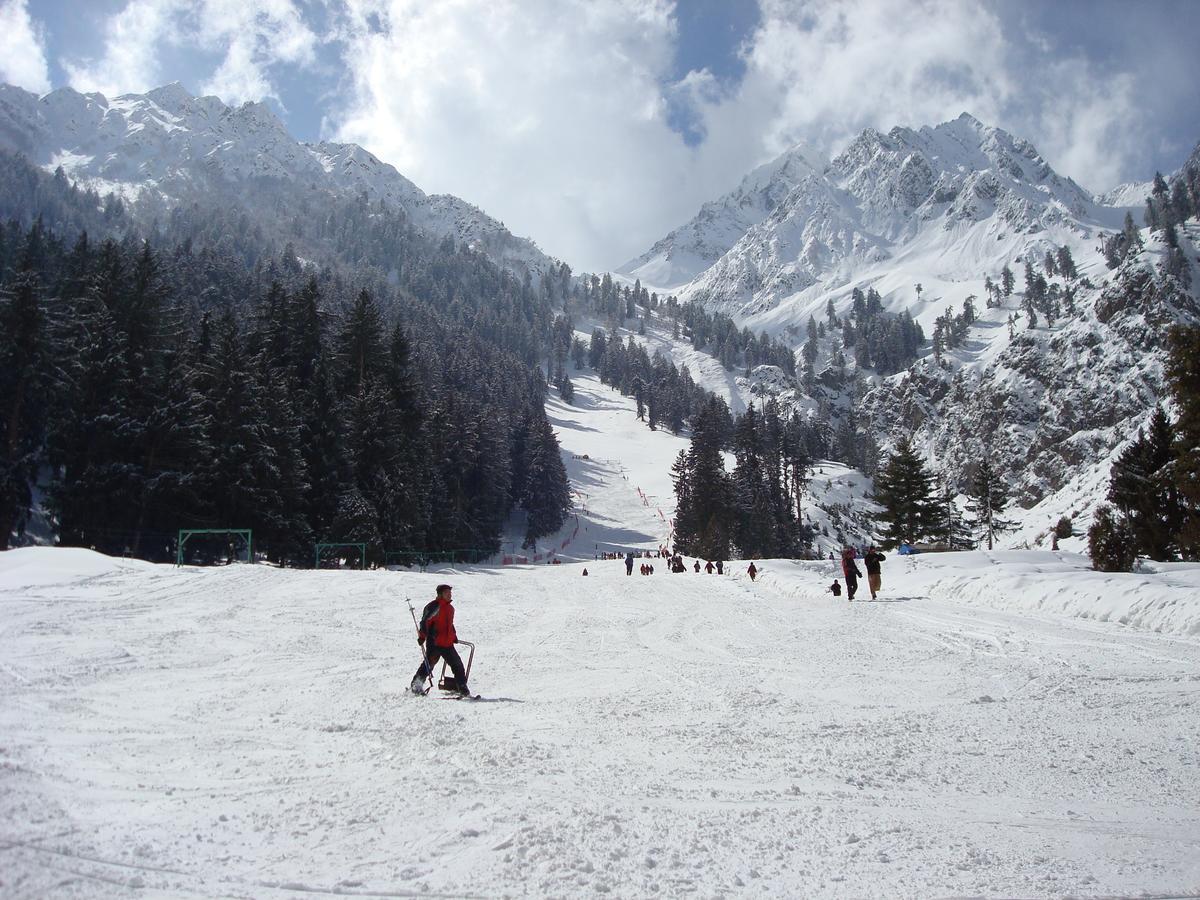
[3,541,1199,897]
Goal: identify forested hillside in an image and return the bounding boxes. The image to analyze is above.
[0,150,572,562]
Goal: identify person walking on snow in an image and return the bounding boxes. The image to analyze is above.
[747,561,758,582]
[705,561,714,574]
[840,547,861,601]
[625,552,634,576]
[411,584,472,696]
[829,579,842,597]
[863,547,886,600]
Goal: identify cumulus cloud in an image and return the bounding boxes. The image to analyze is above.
[192,0,317,104]
[62,0,177,97]
[0,0,52,93]
[63,0,317,104]
[327,0,772,271]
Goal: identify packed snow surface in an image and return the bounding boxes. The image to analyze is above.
[2,545,1199,898]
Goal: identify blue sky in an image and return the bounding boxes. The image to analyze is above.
[2,0,1197,271]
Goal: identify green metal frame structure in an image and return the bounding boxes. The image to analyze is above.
[176,529,253,566]
[315,542,367,570]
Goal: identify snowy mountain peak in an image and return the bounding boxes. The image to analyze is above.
[631,112,1119,321]
[142,81,195,114]
[617,140,827,290]
[0,81,557,278]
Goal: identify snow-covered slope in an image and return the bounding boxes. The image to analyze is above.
[860,220,1200,543]
[0,81,556,277]
[618,143,827,290]
[2,546,1198,896]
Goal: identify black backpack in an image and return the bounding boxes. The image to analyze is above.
[419,599,439,642]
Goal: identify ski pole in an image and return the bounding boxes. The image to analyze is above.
[407,597,435,693]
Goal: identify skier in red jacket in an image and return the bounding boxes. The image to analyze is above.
[411,584,472,696]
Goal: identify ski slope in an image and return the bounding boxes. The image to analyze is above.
[2,547,1199,898]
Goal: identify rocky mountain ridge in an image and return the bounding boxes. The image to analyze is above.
[623,113,1135,330]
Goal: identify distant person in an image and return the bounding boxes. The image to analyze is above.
[840,547,862,601]
[648,564,654,575]
[705,561,714,574]
[693,560,701,573]
[863,547,886,600]
[582,568,589,576]
[625,552,634,576]
[747,562,758,582]
[829,579,842,597]
[411,584,472,696]
[716,560,724,575]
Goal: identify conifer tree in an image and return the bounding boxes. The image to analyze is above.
[1107,407,1178,560]
[872,437,937,546]
[1166,326,1200,557]
[932,477,972,549]
[672,397,733,558]
[1089,504,1136,571]
[964,459,1014,550]
[519,404,571,547]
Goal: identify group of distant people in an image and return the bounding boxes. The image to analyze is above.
[592,545,885,600]
[607,550,760,579]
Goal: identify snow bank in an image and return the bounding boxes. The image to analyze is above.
[768,549,1200,637]
[0,545,155,590]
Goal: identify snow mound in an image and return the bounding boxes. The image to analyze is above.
[0,546,155,590]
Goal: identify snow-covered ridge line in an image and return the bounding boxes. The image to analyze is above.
[623,111,1152,327]
[0,80,559,278]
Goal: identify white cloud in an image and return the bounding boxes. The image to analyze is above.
[742,0,1016,155]
[0,0,52,93]
[192,0,317,104]
[63,0,317,104]
[327,0,771,272]
[737,0,1146,195]
[62,0,178,97]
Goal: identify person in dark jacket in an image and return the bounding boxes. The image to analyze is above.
[863,547,886,600]
[829,579,842,597]
[625,552,635,575]
[411,584,471,695]
[840,547,861,601]
[747,561,758,582]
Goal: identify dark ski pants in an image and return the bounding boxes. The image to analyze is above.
[845,573,858,600]
[414,643,469,691]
